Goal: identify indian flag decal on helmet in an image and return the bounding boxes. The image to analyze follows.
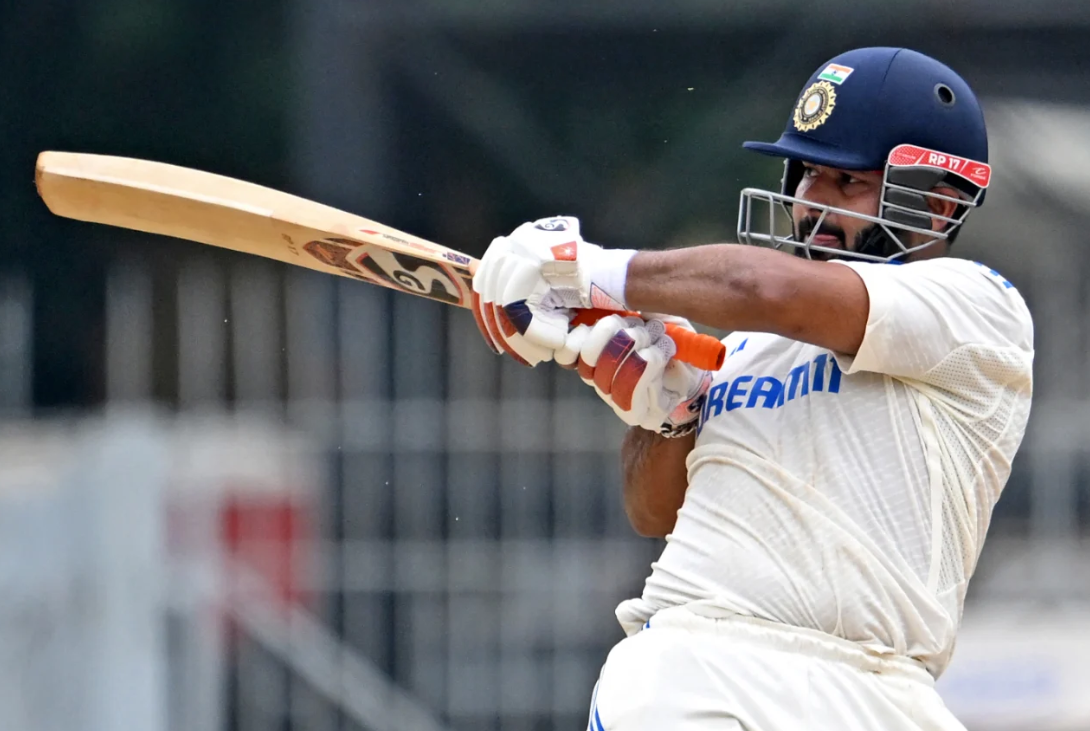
[888,144,992,188]
[817,64,854,85]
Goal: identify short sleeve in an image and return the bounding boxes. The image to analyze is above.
[830,258,1034,382]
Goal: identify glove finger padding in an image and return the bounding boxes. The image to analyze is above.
[473,239,556,367]
[499,273,570,352]
[471,236,507,354]
[572,314,714,433]
[471,290,503,355]
[573,315,643,383]
[472,236,511,356]
[555,321,588,369]
[570,316,667,428]
[616,342,670,422]
[590,326,659,405]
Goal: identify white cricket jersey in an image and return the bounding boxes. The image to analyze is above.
[615,256,1034,678]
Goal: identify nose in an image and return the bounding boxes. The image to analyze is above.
[796,170,835,206]
[795,171,846,222]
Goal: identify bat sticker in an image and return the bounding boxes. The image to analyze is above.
[352,244,467,306]
[443,251,472,266]
[357,228,443,256]
[303,239,370,278]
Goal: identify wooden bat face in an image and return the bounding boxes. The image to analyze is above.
[34,151,477,308]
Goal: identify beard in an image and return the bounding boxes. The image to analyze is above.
[794,217,896,261]
[794,216,847,261]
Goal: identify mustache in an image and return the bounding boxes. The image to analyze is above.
[797,217,846,247]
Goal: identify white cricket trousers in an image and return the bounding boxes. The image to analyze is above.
[586,606,967,730]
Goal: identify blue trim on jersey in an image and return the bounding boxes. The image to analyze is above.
[588,679,606,731]
[974,261,1014,289]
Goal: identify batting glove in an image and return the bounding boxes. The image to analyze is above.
[471,216,637,367]
[559,314,713,436]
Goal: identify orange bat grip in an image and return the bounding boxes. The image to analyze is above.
[569,309,725,371]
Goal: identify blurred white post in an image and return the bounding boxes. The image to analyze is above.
[81,418,168,731]
[230,263,281,411]
[0,274,32,416]
[0,418,168,731]
[106,264,153,405]
[174,262,228,731]
[284,269,336,430]
[178,261,227,408]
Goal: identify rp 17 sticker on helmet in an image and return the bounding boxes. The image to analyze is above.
[888,144,992,188]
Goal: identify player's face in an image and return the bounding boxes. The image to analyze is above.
[791,163,884,256]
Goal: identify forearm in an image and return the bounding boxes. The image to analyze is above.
[624,244,868,354]
[621,426,694,538]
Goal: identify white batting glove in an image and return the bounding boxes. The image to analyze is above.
[559,314,713,436]
[471,216,637,367]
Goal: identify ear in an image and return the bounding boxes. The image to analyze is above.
[927,186,962,233]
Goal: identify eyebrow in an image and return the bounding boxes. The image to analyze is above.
[805,165,881,180]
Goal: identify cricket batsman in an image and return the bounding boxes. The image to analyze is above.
[472,47,1034,729]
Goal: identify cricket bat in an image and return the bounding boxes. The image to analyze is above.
[35,151,725,370]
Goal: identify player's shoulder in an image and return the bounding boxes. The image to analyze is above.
[838,255,1026,309]
[904,256,1017,290]
[908,256,1033,346]
[837,255,1033,350]
[904,257,1028,310]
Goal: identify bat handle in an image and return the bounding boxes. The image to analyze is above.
[569,308,725,371]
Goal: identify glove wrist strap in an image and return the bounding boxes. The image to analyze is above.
[585,249,637,310]
[659,420,699,438]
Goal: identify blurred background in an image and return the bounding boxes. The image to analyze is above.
[2,1,1089,730]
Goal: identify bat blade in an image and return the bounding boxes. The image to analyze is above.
[35,151,477,308]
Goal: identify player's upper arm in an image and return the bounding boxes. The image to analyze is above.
[829,258,1034,381]
[760,252,871,355]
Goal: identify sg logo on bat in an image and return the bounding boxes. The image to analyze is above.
[354,246,467,306]
[303,238,472,307]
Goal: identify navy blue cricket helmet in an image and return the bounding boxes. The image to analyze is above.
[737,47,992,262]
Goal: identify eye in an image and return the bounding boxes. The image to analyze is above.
[840,173,864,186]
[802,166,819,178]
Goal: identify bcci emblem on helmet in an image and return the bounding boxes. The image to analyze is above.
[793,81,837,132]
